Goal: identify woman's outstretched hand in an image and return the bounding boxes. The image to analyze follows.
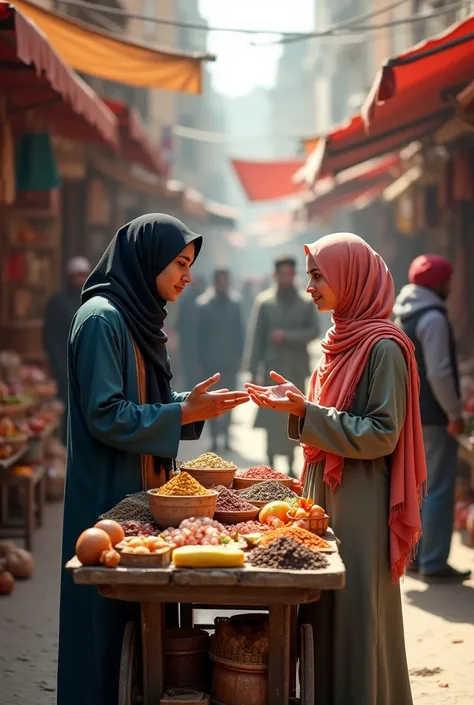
[245,371,307,418]
[181,373,249,424]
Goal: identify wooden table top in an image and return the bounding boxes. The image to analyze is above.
[67,546,345,592]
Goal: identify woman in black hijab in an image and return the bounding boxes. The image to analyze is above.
[57,214,248,705]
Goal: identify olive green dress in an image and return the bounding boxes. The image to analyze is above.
[289,339,413,705]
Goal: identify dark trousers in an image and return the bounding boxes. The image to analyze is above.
[418,425,457,573]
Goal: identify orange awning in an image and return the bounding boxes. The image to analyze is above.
[302,154,402,222]
[103,98,165,175]
[0,3,118,146]
[301,15,474,186]
[231,158,306,202]
[12,0,212,94]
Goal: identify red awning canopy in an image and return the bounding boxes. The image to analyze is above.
[103,98,166,175]
[301,15,474,186]
[303,154,401,222]
[231,158,305,202]
[0,3,118,146]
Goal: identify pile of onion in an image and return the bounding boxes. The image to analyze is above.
[75,520,124,568]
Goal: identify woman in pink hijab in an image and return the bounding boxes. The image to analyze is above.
[246,233,426,705]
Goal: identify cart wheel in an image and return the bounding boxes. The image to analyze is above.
[299,623,315,705]
[118,621,142,705]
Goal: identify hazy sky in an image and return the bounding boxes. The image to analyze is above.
[198,0,314,97]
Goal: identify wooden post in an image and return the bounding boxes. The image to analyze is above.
[141,602,164,705]
[268,604,291,705]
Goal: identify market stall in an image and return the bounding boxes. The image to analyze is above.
[0,349,64,551]
[66,454,346,705]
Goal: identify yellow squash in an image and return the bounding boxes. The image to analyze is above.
[172,545,245,569]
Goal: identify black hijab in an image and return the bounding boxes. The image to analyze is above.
[82,214,203,471]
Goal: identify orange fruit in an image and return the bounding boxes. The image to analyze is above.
[259,501,291,525]
[309,505,325,518]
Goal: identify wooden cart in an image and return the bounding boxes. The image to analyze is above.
[67,549,345,705]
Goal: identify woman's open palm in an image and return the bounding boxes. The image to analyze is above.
[245,372,307,417]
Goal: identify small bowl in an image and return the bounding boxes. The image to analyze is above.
[118,546,172,568]
[233,476,294,491]
[181,465,236,489]
[147,489,218,529]
[214,507,260,524]
[286,511,329,536]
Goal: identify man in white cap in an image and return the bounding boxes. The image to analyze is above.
[43,257,91,442]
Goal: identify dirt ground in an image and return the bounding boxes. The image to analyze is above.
[1,402,473,704]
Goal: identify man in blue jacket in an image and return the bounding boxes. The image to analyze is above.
[394,254,470,582]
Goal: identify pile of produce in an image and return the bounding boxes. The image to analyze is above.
[214,485,257,513]
[75,520,125,568]
[183,452,235,469]
[287,498,326,526]
[116,535,171,555]
[239,480,298,503]
[100,491,155,524]
[173,545,245,568]
[248,536,329,571]
[156,472,209,496]
[237,465,288,481]
[0,541,34,595]
[160,517,230,548]
[258,525,330,551]
[223,520,272,535]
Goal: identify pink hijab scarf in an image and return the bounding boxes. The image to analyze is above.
[302,233,426,582]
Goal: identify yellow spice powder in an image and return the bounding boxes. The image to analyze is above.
[157,471,208,496]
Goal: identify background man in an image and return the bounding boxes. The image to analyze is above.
[43,256,91,443]
[394,254,470,582]
[244,255,319,476]
[196,269,244,451]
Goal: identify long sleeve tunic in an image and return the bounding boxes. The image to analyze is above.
[289,339,413,705]
[57,296,203,705]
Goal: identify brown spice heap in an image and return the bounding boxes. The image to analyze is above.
[248,536,329,570]
[184,452,236,469]
[156,472,208,496]
[258,524,330,551]
[214,485,257,512]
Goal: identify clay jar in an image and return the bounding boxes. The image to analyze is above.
[210,654,267,705]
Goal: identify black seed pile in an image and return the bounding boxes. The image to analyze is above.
[239,481,298,503]
[99,491,155,523]
[248,536,329,571]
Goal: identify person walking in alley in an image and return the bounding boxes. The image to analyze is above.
[176,275,206,390]
[244,255,319,476]
[246,233,425,705]
[394,254,471,582]
[196,269,244,451]
[43,256,91,443]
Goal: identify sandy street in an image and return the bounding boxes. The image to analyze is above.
[1,401,473,704]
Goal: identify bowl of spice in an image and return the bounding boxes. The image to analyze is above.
[180,452,237,489]
[233,466,294,491]
[147,472,218,528]
[213,485,260,524]
[238,480,299,508]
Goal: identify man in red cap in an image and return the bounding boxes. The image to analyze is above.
[394,254,470,582]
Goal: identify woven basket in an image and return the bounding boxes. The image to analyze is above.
[286,512,329,536]
[210,636,268,666]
